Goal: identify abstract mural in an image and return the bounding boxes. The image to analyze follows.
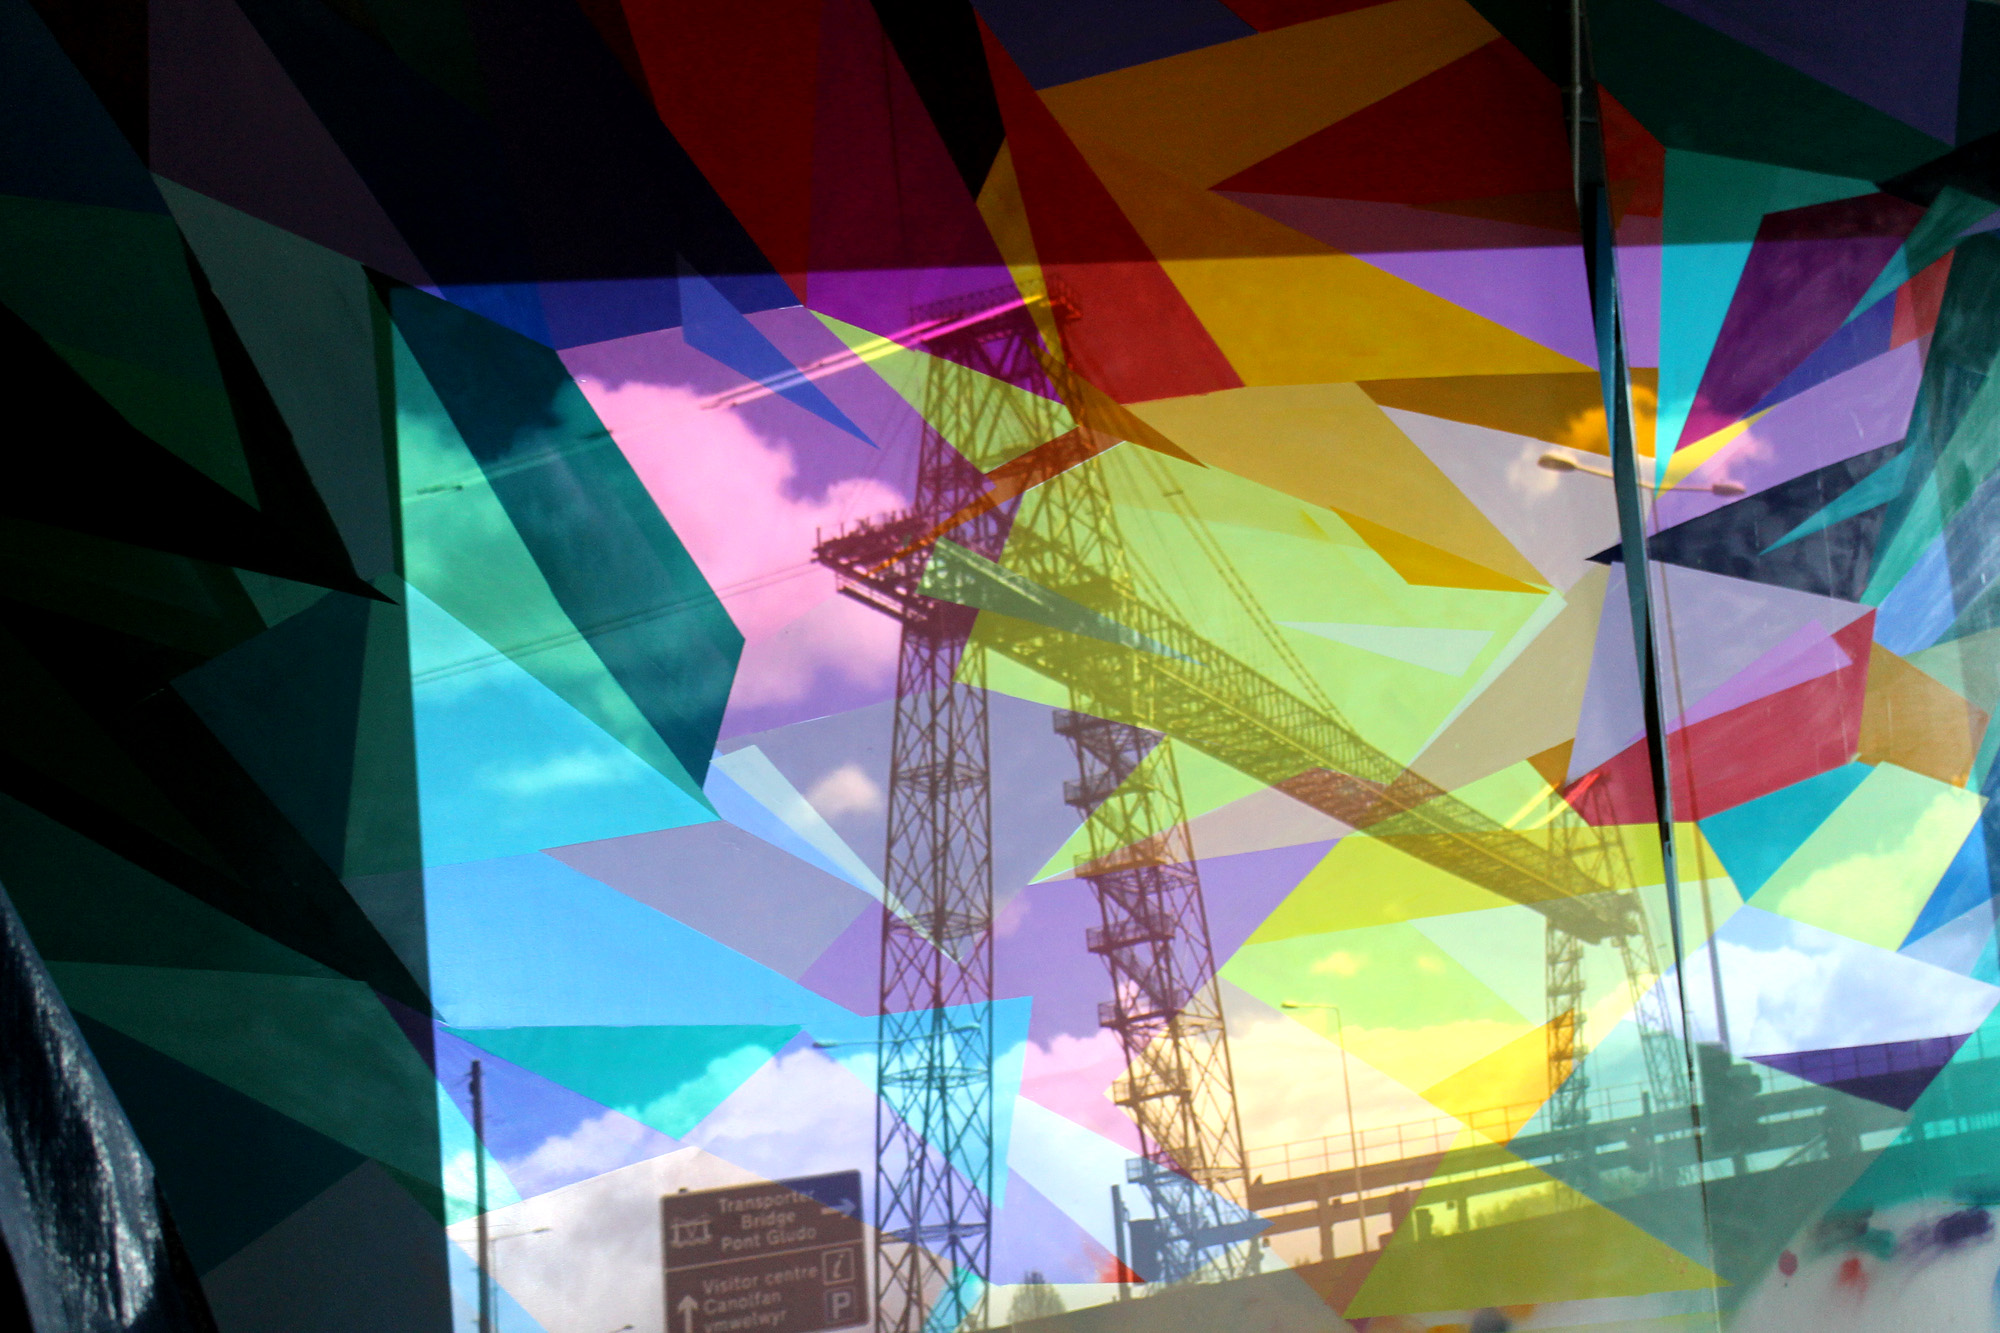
[4,2,2000,1333]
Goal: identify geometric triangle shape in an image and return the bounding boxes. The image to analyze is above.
[1244,837,1513,943]
[74,1012,366,1275]
[1679,193,1923,448]
[980,25,1241,404]
[704,747,886,900]
[391,326,714,805]
[1644,441,1905,601]
[198,1162,456,1333]
[49,963,444,1186]
[174,591,371,870]
[1384,407,1623,591]
[1857,643,1992,788]
[1345,1130,1719,1314]
[1901,819,1992,948]
[1748,762,1986,951]
[1419,1016,1562,1139]
[1698,763,1874,899]
[431,1027,684,1201]
[1748,1033,1971,1112]
[680,264,871,442]
[1216,37,1574,210]
[546,822,874,983]
[1762,446,1912,554]
[391,292,741,790]
[1282,621,1494,675]
[443,1024,801,1140]
[1333,508,1543,594]
[407,586,714,868]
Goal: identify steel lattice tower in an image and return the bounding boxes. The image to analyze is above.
[823,289,1068,1333]
[817,280,1689,1325]
[1054,711,1250,1281]
[868,415,1014,1333]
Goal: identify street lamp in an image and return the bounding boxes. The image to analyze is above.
[486,1227,551,1333]
[1538,451,1744,496]
[1281,1001,1371,1255]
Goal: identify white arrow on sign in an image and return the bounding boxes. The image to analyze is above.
[678,1293,699,1333]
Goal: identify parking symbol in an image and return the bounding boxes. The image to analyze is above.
[822,1248,856,1284]
[826,1289,858,1325]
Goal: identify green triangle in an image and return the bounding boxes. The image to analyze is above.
[49,963,441,1185]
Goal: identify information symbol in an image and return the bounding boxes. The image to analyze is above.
[822,1247,856,1283]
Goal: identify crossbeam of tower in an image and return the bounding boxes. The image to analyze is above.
[827,480,1643,945]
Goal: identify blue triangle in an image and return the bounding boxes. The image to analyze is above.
[680,266,872,444]
[1905,820,1993,947]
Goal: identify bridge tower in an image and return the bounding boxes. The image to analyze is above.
[819,283,1254,1327]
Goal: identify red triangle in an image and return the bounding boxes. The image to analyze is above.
[1567,613,1876,826]
[980,19,1242,404]
[1217,39,1571,208]
[1602,88,1665,218]
[1098,1257,1144,1284]
[620,0,821,297]
[1894,252,1954,348]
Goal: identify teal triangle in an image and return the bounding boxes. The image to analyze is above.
[856,997,1030,1210]
[1699,763,1873,896]
[408,586,713,867]
[1834,1005,2000,1215]
[1764,450,1912,554]
[446,1024,802,1138]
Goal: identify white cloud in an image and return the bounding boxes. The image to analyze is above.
[1310,950,1361,978]
[681,1046,882,1186]
[446,1147,766,1333]
[807,763,886,818]
[1669,909,2000,1057]
[506,1110,678,1199]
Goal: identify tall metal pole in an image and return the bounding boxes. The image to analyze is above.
[1566,0,1696,1080]
[1285,1001,1367,1255]
[472,1060,492,1333]
[1332,1006,1367,1254]
[1111,1186,1130,1301]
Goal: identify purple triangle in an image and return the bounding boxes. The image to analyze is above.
[1750,1032,1972,1111]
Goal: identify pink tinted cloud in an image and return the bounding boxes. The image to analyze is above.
[579,379,904,708]
[1019,1030,1141,1152]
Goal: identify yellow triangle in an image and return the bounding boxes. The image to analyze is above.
[813,313,1071,469]
[1420,1017,1563,1140]
[1245,835,1516,942]
[1347,1130,1722,1315]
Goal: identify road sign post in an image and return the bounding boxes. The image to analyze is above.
[663,1172,867,1333]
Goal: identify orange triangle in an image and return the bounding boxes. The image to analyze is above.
[1859,643,1990,787]
[1527,742,1574,792]
[1334,509,1545,594]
